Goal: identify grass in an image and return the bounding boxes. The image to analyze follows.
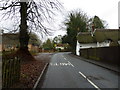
[30,51,39,56]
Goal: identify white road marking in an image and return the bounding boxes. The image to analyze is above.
[50,63,53,66]
[68,61,74,67]
[50,61,75,67]
[55,63,58,66]
[64,58,67,60]
[79,72,101,90]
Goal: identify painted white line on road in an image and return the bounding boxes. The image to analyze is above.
[79,72,86,78]
[68,61,74,67]
[79,72,101,90]
[64,58,67,60]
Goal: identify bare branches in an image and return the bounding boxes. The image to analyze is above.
[0,1,20,10]
[0,0,63,36]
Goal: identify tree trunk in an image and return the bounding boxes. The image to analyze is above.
[19,2,29,50]
[17,2,35,61]
[71,37,77,55]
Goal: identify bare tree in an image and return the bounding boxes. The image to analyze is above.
[0,0,62,60]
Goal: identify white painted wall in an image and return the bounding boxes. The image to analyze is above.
[97,41,110,47]
[118,40,120,44]
[79,41,110,49]
[76,41,111,56]
[76,40,80,56]
[80,43,97,49]
[56,46,64,50]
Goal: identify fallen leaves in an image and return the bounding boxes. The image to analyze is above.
[11,53,53,88]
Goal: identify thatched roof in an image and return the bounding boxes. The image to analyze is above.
[94,29,120,42]
[77,29,120,43]
[77,32,95,43]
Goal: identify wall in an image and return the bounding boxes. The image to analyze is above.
[80,46,120,64]
[97,41,110,47]
[28,44,39,53]
[80,43,97,49]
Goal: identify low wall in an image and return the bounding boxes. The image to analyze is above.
[80,46,120,64]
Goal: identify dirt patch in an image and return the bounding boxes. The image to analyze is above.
[35,53,54,63]
[11,53,54,88]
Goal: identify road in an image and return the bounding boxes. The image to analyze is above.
[37,52,119,89]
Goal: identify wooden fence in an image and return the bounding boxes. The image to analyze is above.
[80,46,120,64]
[2,56,20,88]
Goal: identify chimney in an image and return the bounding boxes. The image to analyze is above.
[92,24,95,32]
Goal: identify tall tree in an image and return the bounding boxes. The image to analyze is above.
[63,10,88,54]
[0,0,62,60]
[29,33,42,46]
[42,38,53,50]
[89,15,108,29]
[53,35,62,44]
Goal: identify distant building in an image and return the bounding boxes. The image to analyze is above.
[55,44,65,50]
[0,33,40,52]
[1,33,19,51]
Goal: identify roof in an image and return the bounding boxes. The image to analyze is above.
[0,33,41,45]
[77,32,95,43]
[77,29,120,43]
[94,29,120,42]
[1,33,19,45]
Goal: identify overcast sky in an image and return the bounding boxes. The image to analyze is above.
[51,0,120,39]
[0,0,120,41]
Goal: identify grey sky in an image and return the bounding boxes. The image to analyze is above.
[49,0,120,40]
[61,0,119,28]
[0,0,120,41]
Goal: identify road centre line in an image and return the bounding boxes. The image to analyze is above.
[79,72,101,90]
[68,61,74,67]
[64,58,67,60]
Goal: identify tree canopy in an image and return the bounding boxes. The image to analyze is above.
[62,10,88,54]
[29,33,42,46]
[42,38,53,50]
[89,15,108,29]
[53,35,62,44]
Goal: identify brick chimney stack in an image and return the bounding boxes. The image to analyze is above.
[92,24,95,32]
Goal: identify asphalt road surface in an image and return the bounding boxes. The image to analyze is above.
[38,52,119,89]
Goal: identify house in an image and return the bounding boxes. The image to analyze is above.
[0,33,40,52]
[76,29,120,55]
[2,33,19,51]
[55,44,65,51]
